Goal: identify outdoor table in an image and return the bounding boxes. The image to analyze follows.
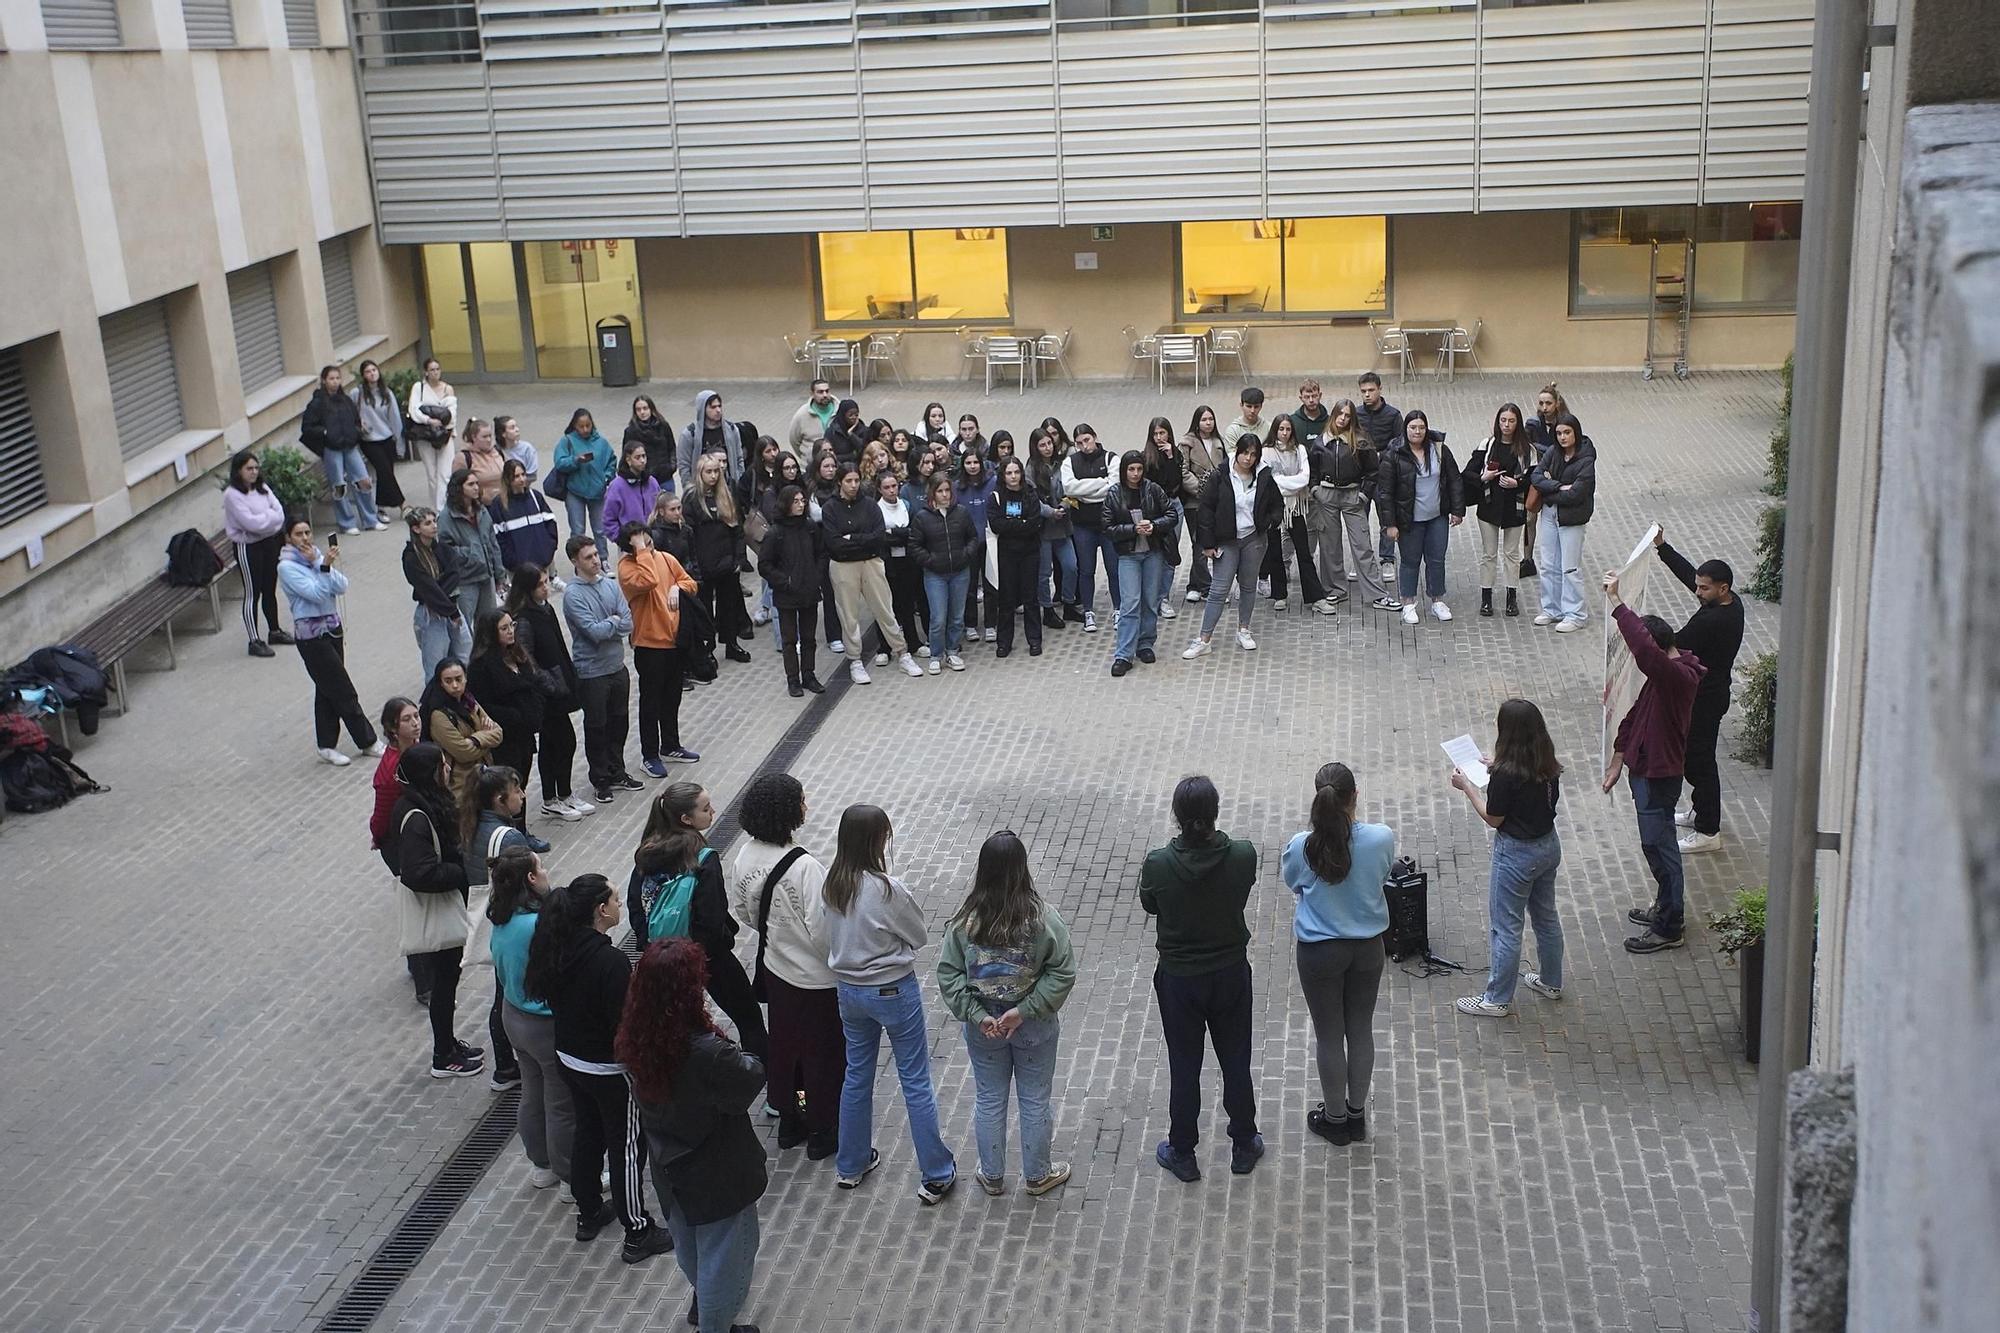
[1192,286,1255,312]
[1393,318,1464,382]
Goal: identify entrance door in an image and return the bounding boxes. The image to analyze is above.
[523,240,648,379]
[418,243,533,381]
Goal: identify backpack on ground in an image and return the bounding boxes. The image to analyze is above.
[0,742,104,813]
[165,529,223,587]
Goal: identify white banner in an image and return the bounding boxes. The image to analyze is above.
[1601,524,1663,784]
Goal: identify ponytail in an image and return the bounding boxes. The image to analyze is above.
[1304,764,1356,884]
[523,875,613,1003]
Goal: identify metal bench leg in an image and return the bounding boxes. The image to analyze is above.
[109,660,129,716]
[207,583,222,632]
[164,619,177,670]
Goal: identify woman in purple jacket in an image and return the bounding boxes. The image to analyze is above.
[603,442,664,546]
[223,449,291,657]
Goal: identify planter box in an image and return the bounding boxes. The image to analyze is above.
[1739,938,1765,1063]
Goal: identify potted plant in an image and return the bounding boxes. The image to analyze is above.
[1709,886,1768,1062]
[257,444,326,520]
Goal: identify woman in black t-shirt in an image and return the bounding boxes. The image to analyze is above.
[1448,698,1567,1017]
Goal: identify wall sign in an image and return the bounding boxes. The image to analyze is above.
[1074,252,1099,271]
[1091,226,1116,241]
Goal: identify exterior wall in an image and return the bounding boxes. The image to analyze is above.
[0,1,420,641]
[631,212,1794,383]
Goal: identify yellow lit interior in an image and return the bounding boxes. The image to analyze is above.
[912,229,1009,320]
[1180,217,1387,315]
[819,229,1011,322]
[1283,217,1388,313]
[525,240,648,378]
[1180,221,1281,315]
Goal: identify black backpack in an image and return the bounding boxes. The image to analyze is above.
[0,744,103,813]
[165,529,223,587]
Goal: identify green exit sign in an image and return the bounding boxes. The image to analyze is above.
[1091,225,1116,241]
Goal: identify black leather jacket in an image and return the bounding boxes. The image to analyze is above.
[1103,480,1181,556]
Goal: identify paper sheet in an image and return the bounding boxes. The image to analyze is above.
[1442,734,1489,788]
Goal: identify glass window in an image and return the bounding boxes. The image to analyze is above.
[524,240,647,379]
[817,230,1012,324]
[1057,0,1255,32]
[1177,217,1388,318]
[1571,203,1801,315]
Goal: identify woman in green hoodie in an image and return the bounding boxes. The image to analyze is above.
[937,831,1076,1197]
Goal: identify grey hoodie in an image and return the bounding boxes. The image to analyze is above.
[677,390,748,496]
[824,871,927,987]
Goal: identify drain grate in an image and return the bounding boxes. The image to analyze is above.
[315,1088,522,1332]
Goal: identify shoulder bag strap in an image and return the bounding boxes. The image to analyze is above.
[753,847,811,979]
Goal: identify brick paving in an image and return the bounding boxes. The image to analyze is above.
[0,372,1780,1332]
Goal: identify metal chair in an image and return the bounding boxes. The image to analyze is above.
[1123,324,1158,381]
[1208,326,1251,381]
[782,332,816,379]
[957,326,988,381]
[1033,328,1073,383]
[1436,318,1482,378]
[1156,334,1203,393]
[814,337,858,395]
[1371,322,1411,383]
[864,331,906,386]
[983,336,1029,395]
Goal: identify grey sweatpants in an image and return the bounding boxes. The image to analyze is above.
[1295,934,1387,1112]
[501,1001,576,1181]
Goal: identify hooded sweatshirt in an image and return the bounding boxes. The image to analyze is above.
[553,428,616,501]
[1612,603,1709,778]
[1139,831,1257,976]
[676,390,749,495]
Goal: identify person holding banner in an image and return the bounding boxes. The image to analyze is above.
[1651,529,1746,855]
[1529,413,1597,632]
[1602,572,1708,954]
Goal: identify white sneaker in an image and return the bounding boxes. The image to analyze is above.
[1521,972,1563,1000]
[983,628,997,642]
[541,798,582,823]
[1679,831,1723,854]
[317,747,351,766]
[1083,612,1098,633]
[1431,600,1453,622]
[1182,638,1213,660]
[564,794,597,817]
[1554,618,1584,634]
[1273,598,1287,612]
[829,639,845,655]
[549,574,567,593]
[1314,598,1340,616]
[946,654,966,672]
[1185,588,1202,603]
[849,660,872,685]
[339,527,362,537]
[918,645,932,658]
[371,521,392,532]
[529,1166,560,1189]
[1235,628,1257,651]
[363,739,387,758]
[1455,996,1510,1017]
[751,608,772,626]
[898,653,923,678]
[558,1181,575,1204]
[1348,570,1359,581]
[1533,612,1557,626]
[1400,604,1419,625]
[1674,807,1696,828]
[1160,600,1178,619]
[872,652,888,667]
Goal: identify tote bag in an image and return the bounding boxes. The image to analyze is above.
[460,825,511,970]
[396,810,471,956]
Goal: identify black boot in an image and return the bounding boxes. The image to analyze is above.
[1480,588,1494,617]
[1062,602,1084,624]
[1042,607,1064,630]
[1505,588,1520,617]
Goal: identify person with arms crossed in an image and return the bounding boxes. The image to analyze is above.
[562,535,644,805]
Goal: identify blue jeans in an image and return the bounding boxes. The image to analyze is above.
[1630,773,1686,934]
[664,1199,760,1333]
[1536,519,1588,623]
[1397,514,1449,600]
[1114,549,1164,662]
[323,446,379,530]
[962,1015,1059,1183]
[923,568,970,661]
[1069,527,1120,614]
[565,492,607,546]
[413,605,471,682]
[1484,830,1565,1005]
[1039,532,1077,608]
[836,977,956,1185]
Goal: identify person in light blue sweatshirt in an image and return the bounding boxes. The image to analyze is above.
[1281,761,1394,1148]
[561,533,640,804]
[276,515,381,765]
[553,408,617,544]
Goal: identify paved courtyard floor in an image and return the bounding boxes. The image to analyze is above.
[0,371,1781,1332]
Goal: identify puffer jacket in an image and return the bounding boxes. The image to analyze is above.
[909,501,979,576]
[759,510,825,610]
[1529,438,1598,527]
[1194,464,1282,549]
[1375,442,1466,531]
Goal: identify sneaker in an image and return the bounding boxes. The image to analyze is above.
[371,520,392,532]
[363,739,387,758]
[247,639,275,658]
[1400,604,1419,626]
[751,607,772,626]
[614,774,645,791]
[1306,1103,1351,1146]
[872,652,888,667]
[1110,658,1132,678]
[1024,1162,1071,1195]
[621,1224,674,1265]
[454,1039,484,1061]
[1627,904,1663,928]
[548,575,567,593]
[664,747,701,763]
[1454,996,1509,1018]
[1554,618,1584,634]
[1533,611,1558,626]
[1674,807,1697,828]
[558,1181,575,1203]
[983,628,997,643]
[563,794,597,817]
[849,660,872,685]
[1370,595,1402,612]
[317,747,351,767]
[1624,929,1686,955]
[339,526,362,536]
[1160,600,1178,619]
[431,1051,484,1079]
[267,628,295,645]
[542,798,583,823]
[836,1149,881,1189]
[1155,1140,1200,1183]
[802,675,826,694]
[1236,628,1257,651]
[593,788,615,805]
[1521,972,1562,1000]
[1273,598,1287,612]
[526,834,552,854]
[1230,1134,1265,1175]
[1083,612,1098,633]
[642,757,668,779]
[946,654,965,672]
[529,1166,560,1189]
[1431,601,1453,622]
[1348,571,1359,581]
[1314,598,1340,616]
[1137,647,1156,664]
[489,1063,522,1090]
[1324,587,1349,603]
[1679,831,1723,854]
[927,660,942,675]
[917,1171,958,1205]
[974,1170,1005,1197]
[829,639,845,656]
[1182,638,1213,660]
[1185,588,1202,603]
[898,653,923,678]
[575,1204,616,1242]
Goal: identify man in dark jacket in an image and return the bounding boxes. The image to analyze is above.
[1140,775,1263,1182]
[1603,576,1708,953]
[1354,372,1404,565]
[1653,529,1745,854]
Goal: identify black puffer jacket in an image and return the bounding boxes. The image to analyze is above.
[1103,480,1181,556]
[1194,465,1283,549]
[690,508,745,578]
[300,387,362,456]
[1530,438,1597,527]
[758,511,824,610]
[987,483,1045,548]
[909,501,979,575]
[820,493,886,563]
[1461,439,1537,529]
[1375,441,1466,531]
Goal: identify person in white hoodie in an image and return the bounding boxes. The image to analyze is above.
[1057,424,1117,634]
[1260,414,1326,612]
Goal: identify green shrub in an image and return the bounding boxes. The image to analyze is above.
[258,445,324,514]
[1749,503,1784,602]
[1708,886,1768,956]
[1734,650,1779,767]
[1765,353,1793,497]
[386,365,420,408]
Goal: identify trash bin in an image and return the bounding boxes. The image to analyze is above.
[596,316,636,388]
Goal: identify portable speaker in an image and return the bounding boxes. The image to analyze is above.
[1383,857,1431,963]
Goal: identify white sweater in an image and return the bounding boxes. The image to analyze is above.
[727,839,836,990]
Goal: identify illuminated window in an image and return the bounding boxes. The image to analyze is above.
[1177,218,1388,318]
[1571,204,1801,315]
[816,230,1011,325]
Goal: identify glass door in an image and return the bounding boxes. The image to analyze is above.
[418,243,534,380]
[523,240,648,379]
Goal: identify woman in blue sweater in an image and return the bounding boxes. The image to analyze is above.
[553,408,617,545]
[276,515,381,765]
[490,459,558,573]
[1282,762,1394,1146]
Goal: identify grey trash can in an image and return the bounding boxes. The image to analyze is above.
[596,316,636,388]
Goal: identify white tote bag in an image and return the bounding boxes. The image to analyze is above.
[396,810,472,956]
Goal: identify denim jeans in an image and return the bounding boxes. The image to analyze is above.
[923,568,971,661]
[1198,533,1267,637]
[1038,532,1077,608]
[962,1015,1060,1183]
[1484,830,1565,1006]
[664,1200,761,1333]
[1114,549,1164,662]
[1397,514,1450,600]
[565,492,607,546]
[323,446,380,530]
[1536,519,1588,623]
[414,605,471,682]
[1069,527,1120,614]
[1630,773,1686,935]
[836,977,956,1185]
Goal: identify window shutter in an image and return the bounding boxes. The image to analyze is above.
[181,0,235,47]
[228,262,286,394]
[282,0,320,46]
[321,237,362,346]
[101,302,185,461]
[40,0,121,48]
[0,349,50,526]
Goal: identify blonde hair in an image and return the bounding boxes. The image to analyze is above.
[693,455,739,526]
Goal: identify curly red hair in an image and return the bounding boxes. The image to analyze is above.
[616,938,718,1104]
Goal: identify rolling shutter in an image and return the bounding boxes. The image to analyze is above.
[283,0,320,47]
[228,262,286,394]
[182,0,236,48]
[0,349,50,526]
[320,236,362,345]
[101,302,185,461]
[40,0,121,49]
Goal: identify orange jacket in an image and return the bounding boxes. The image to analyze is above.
[618,548,699,649]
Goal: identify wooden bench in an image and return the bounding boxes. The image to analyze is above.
[48,531,238,745]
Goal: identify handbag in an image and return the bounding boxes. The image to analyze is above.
[542,465,568,502]
[750,848,809,1002]
[744,506,769,546]
[396,810,471,956]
